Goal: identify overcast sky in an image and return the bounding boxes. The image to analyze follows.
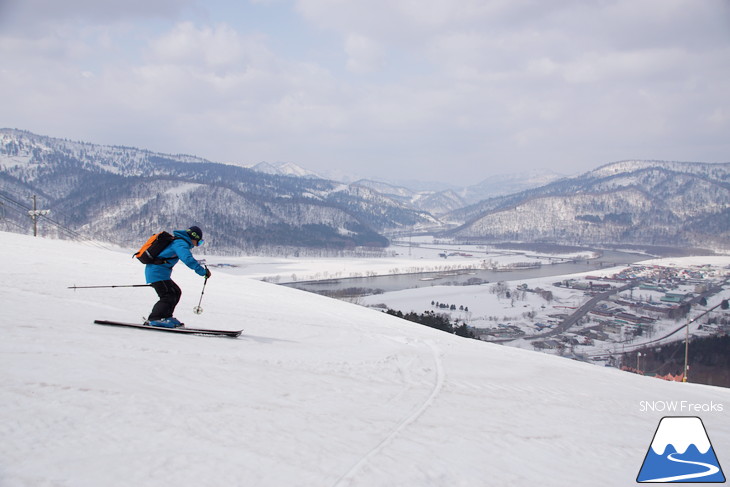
[1,0,728,185]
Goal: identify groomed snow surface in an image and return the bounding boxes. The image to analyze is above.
[2,232,728,487]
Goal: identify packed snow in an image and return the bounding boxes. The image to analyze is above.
[2,231,729,487]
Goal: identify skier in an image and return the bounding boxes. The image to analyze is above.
[145,226,211,328]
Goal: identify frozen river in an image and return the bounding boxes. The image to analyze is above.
[285,249,648,295]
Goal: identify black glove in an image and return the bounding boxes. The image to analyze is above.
[204,268,212,279]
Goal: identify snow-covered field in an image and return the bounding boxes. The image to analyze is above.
[2,231,729,486]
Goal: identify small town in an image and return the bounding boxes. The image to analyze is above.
[471,262,729,377]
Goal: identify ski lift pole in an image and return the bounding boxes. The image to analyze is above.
[28,195,50,237]
[193,266,209,315]
[682,298,729,383]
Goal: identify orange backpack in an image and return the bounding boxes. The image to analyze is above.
[133,231,176,264]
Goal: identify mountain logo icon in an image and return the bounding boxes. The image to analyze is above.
[637,416,726,483]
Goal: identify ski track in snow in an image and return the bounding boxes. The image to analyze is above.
[331,340,445,487]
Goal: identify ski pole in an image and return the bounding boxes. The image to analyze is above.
[193,267,209,315]
[68,284,150,290]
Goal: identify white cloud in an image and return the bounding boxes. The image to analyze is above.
[148,22,260,69]
[344,34,384,74]
[0,0,193,28]
[0,0,729,184]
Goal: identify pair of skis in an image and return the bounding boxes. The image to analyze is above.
[93,320,242,338]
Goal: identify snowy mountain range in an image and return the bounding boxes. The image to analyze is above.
[343,169,565,217]
[241,162,564,217]
[446,160,730,251]
[246,161,322,179]
[4,231,730,486]
[1,128,728,252]
[0,129,436,252]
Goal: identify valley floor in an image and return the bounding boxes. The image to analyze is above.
[204,237,730,377]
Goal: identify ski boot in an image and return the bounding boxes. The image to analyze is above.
[146,317,184,328]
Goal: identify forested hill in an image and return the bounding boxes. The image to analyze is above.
[2,128,728,252]
[0,129,437,252]
[444,160,730,251]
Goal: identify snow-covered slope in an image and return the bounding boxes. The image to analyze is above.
[2,232,729,487]
[248,161,322,179]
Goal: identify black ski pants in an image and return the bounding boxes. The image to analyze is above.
[148,280,182,321]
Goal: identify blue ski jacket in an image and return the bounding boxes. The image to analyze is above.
[144,229,207,284]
